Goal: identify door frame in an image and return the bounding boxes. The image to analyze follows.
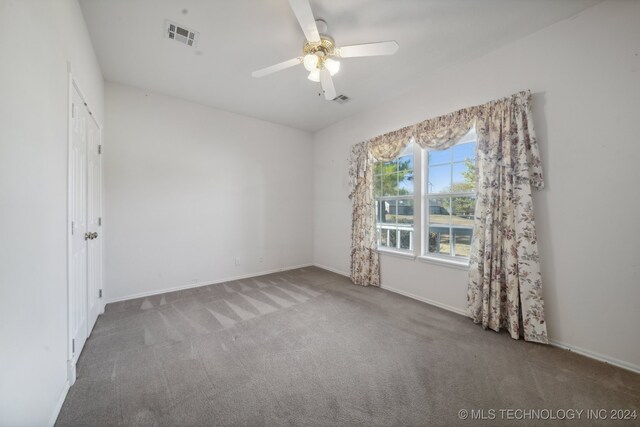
[66,67,104,385]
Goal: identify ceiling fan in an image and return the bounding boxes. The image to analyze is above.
[251,0,399,100]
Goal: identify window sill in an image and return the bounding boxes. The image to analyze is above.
[375,249,471,271]
[417,255,470,271]
[377,248,416,261]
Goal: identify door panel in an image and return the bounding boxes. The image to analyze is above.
[87,115,102,332]
[69,87,88,362]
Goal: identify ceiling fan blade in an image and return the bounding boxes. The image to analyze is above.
[288,0,320,43]
[320,68,336,101]
[338,41,399,58]
[251,57,302,78]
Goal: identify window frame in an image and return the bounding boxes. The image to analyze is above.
[373,134,476,270]
[421,133,476,266]
[374,142,417,254]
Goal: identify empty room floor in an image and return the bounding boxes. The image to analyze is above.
[56,267,640,426]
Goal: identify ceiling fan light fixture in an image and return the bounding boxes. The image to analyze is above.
[251,0,400,102]
[303,53,319,71]
[307,69,320,82]
[325,58,340,76]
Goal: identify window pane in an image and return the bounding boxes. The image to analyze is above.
[452,161,476,192]
[428,197,450,225]
[452,228,472,258]
[428,226,450,255]
[380,227,389,247]
[397,199,414,225]
[373,162,384,176]
[451,196,475,227]
[399,230,412,250]
[380,200,397,224]
[389,228,398,248]
[398,155,413,171]
[427,164,450,194]
[428,147,451,166]
[382,173,398,196]
[382,159,397,172]
[453,141,476,162]
[424,137,476,259]
[399,142,414,157]
[398,172,414,195]
[374,175,383,197]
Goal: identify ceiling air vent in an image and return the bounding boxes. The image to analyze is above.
[332,94,350,104]
[164,20,199,47]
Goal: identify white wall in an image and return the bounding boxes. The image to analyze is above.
[313,0,640,371]
[0,0,103,425]
[104,82,313,301]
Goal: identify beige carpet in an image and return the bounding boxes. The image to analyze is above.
[56,267,640,426]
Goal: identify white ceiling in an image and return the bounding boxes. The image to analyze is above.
[80,0,600,132]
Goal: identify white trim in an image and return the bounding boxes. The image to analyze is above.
[105,264,313,303]
[380,283,467,316]
[47,380,70,427]
[313,263,350,277]
[548,339,640,374]
[66,68,74,382]
[377,248,416,260]
[417,255,469,270]
[381,281,640,374]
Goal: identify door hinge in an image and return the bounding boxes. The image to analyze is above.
[99,289,103,298]
[71,221,75,235]
[98,145,102,154]
[98,217,102,226]
[72,339,75,353]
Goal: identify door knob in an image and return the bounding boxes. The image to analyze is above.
[84,232,91,240]
[92,232,98,239]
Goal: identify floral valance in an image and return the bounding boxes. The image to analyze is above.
[363,91,543,189]
[414,105,482,151]
[368,124,416,161]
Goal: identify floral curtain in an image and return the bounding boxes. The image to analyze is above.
[467,92,547,343]
[348,142,380,286]
[347,90,547,343]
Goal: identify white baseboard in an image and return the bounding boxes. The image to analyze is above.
[380,283,468,316]
[548,339,640,374]
[48,380,70,427]
[380,283,640,374]
[313,263,350,278]
[105,263,313,304]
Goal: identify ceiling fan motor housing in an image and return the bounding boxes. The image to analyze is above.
[303,35,337,69]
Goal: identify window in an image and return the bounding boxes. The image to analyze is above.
[424,132,476,259]
[372,133,477,265]
[374,143,414,251]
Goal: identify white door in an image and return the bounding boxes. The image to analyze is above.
[87,113,102,332]
[69,87,89,363]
